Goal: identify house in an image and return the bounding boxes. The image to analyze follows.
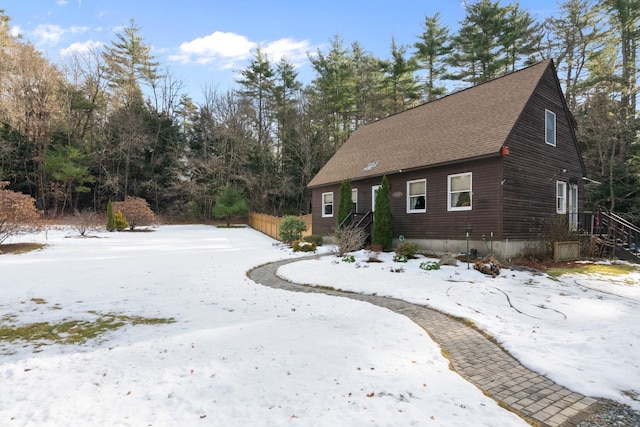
[307,59,587,259]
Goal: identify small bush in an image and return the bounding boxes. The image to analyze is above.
[333,223,366,256]
[292,240,317,252]
[365,244,382,262]
[420,261,441,271]
[70,209,100,236]
[112,196,156,230]
[303,234,323,246]
[0,181,42,243]
[396,241,419,258]
[114,211,129,231]
[342,254,356,263]
[279,216,308,244]
[393,254,408,263]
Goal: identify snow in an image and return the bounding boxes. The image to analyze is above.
[278,247,640,412]
[0,226,637,426]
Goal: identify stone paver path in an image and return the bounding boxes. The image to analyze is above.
[248,257,606,427]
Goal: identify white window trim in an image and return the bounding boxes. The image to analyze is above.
[545,109,556,146]
[556,181,567,214]
[322,192,333,217]
[351,188,358,213]
[407,179,426,213]
[448,172,472,211]
[371,185,380,212]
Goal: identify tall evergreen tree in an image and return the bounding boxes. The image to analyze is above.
[414,12,452,101]
[372,176,392,250]
[501,3,545,72]
[545,0,601,110]
[336,179,353,227]
[101,19,160,198]
[448,0,509,84]
[102,19,159,109]
[308,35,357,150]
[380,38,421,114]
[237,47,278,213]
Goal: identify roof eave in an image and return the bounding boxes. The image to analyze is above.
[307,152,502,189]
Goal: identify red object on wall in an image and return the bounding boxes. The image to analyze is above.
[501,145,510,156]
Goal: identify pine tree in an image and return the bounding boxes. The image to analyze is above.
[448,0,509,84]
[372,176,392,250]
[336,179,353,227]
[212,186,248,227]
[106,200,116,232]
[380,38,421,114]
[414,12,452,101]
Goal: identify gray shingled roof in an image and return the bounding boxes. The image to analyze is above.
[308,59,552,188]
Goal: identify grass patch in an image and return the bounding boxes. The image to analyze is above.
[0,313,175,347]
[0,243,45,255]
[547,263,638,277]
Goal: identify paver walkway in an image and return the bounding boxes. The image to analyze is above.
[248,257,606,427]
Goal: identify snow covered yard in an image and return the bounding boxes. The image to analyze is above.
[278,248,640,412]
[1,225,528,426]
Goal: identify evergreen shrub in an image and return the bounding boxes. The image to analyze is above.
[279,216,307,244]
[106,200,116,232]
[114,211,129,231]
[302,234,323,246]
[396,241,419,258]
[292,240,317,252]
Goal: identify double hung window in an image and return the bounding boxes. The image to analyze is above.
[448,173,472,211]
[407,179,426,213]
[546,109,556,146]
[322,192,333,217]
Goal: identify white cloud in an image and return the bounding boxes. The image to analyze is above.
[33,24,66,45]
[56,0,68,5]
[30,24,90,46]
[171,31,256,65]
[171,31,315,70]
[262,38,313,64]
[59,40,104,56]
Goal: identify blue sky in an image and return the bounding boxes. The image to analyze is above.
[5,0,559,102]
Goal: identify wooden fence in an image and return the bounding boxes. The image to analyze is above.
[248,212,313,241]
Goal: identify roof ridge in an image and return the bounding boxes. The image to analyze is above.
[366,58,552,125]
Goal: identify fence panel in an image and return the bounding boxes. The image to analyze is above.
[248,212,312,241]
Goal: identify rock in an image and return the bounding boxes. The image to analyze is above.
[439,252,458,266]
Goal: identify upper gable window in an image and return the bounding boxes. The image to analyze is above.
[448,173,472,211]
[545,109,556,146]
[322,192,333,217]
[407,179,426,213]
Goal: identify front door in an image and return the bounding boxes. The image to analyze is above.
[371,185,380,212]
[568,184,578,231]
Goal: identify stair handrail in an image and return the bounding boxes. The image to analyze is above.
[605,211,640,235]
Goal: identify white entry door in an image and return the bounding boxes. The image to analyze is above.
[568,184,578,231]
